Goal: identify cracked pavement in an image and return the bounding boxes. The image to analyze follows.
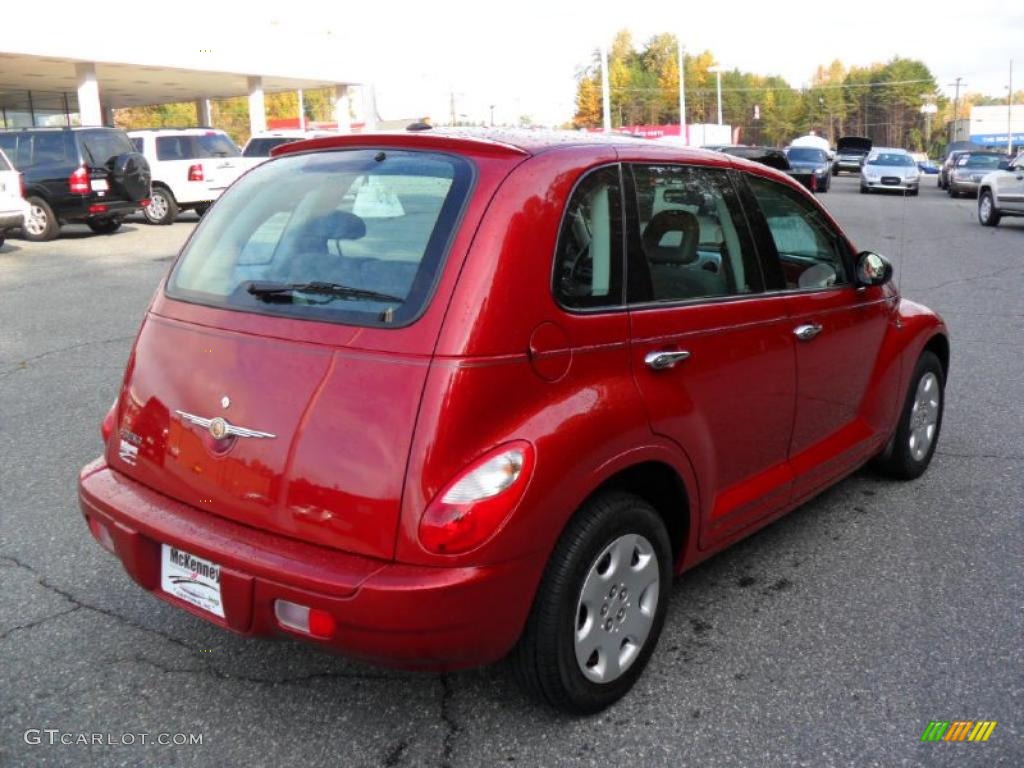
[1,183,1022,767]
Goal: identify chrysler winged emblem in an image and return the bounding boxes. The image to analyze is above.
[175,410,276,440]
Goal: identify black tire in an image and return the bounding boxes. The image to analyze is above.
[909,188,919,197]
[193,203,211,217]
[0,235,5,248]
[512,491,672,714]
[22,196,60,241]
[144,186,178,225]
[978,191,1001,227]
[86,216,123,235]
[871,350,945,480]
[947,186,959,198]
[860,185,869,194]
[110,152,151,202]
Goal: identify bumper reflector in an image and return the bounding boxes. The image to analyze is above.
[88,517,116,554]
[274,599,336,639]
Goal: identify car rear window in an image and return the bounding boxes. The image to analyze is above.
[79,129,133,165]
[166,149,473,327]
[243,137,299,157]
[787,148,827,163]
[156,133,241,161]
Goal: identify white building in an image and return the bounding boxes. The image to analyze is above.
[969,104,1024,149]
[0,17,375,134]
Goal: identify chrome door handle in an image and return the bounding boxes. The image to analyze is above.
[793,323,823,341]
[644,350,690,370]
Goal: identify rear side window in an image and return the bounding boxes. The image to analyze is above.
[628,164,763,303]
[243,138,297,157]
[157,133,240,161]
[30,132,70,166]
[167,149,473,327]
[745,174,849,291]
[0,136,16,167]
[553,165,624,309]
[79,130,133,165]
[130,138,143,153]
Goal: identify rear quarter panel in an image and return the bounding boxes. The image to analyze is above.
[398,147,688,568]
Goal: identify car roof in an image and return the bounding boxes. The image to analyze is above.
[0,126,120,133]
[274,127,709,158]
[127,127,228,136]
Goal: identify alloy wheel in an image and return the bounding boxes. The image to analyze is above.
[25,204,47,236]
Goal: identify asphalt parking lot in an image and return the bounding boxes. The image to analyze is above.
[1,177,1021,768]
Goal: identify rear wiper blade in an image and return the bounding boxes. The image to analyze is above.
[247,281,404,304]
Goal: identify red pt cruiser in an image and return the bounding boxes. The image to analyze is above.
[79,131,948,713]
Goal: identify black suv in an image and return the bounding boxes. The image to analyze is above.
[0,127,151,241]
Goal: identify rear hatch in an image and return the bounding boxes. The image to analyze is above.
[153,131,244,200]
[106,144,484,560]
[0,148,24,215]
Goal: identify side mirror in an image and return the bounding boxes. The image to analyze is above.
[856,251,893,287]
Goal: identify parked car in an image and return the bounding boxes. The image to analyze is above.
[937,144,982,189]
[715,146,814,191]
[129,128,245,224]
[0,127,150,241]
[977,153,1024,226]
[0,146,27,247]
[78,130,949,714]
[860,148,920,195]
[785,146,832,192]
[946,151,1009,198]
[832,136,872,175]
[241,130,334,170]
[789,133,834,160]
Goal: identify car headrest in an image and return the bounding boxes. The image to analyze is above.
[310,210,367,242]
[643,209,699,265]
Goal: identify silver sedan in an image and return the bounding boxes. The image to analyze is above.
[860,149,921,195]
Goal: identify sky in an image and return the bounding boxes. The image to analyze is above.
[8,0,1023,126]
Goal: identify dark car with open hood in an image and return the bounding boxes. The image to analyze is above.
[79,129,949,714]
[832,136,872,175]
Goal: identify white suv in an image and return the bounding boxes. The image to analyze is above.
[129,128,245,224]
[241,130,333,171]
[0,147,27,247]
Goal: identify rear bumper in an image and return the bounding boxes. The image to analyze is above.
[950,180,980,194]
[60,197,144,222]
[0,210,23,230]
[77,459,542,670]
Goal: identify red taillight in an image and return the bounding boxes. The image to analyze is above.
[810,174,817,192]
[69,166,90,195]
[419,441,535,555]
[18,172,25,198]
[188,164,204,182]
[88,204,108,214]
[101,399,118,442]
[274,600,336,639]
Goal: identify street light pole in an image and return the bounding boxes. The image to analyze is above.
[708,65,724,126]
[600,43,611,133]
[678,41,686,144]
[1009,59,1014,155]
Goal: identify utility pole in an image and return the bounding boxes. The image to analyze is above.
[489,104,495,127]
[678,40,686,144]
[600,43,611,133]
[1009,60,1014,155]
[948,77,964,142]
